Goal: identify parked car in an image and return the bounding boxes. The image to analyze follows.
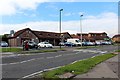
[95,41,102,45]
[38,42,53,48]
[67,38,82,46]
[84,42,95,46]
[107,41,112,45]
[0,41,8,47]
[28,41,38,49]
[101,41,112,45]
[64,42,76,47]
[59,42,65,46]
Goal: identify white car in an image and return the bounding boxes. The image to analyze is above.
[0,41,8,47]
[38,42,53,48]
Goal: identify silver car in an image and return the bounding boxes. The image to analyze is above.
[0,41,8,47]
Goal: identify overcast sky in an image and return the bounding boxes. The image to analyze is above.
[0,0,119,37]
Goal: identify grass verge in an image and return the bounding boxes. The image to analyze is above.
[115,50,120,52]
[42,53,116,79]
[1,47,22,52]
[0,47,65,53]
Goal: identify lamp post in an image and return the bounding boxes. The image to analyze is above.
[59,9,63,49]
[80,14,83,47]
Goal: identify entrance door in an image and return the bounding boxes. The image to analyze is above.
[21,38,31,45]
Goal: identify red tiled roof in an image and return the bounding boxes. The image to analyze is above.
[90,36,109,40]
[11,28,71,39]
[33,30,60,39]
[13,28,33,38]
[112,34,120,38]
[71,33,109,41]
[89,32,107,35]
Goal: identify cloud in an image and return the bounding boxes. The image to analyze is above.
[0,0,48,16]
[0,12,118,37]
[45,3,58,10]
[83,12,118,37]
[0,0,118,16]
[0,0,80,16]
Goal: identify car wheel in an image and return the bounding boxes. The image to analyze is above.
[44,45,46,48]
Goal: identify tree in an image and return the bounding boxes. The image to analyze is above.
[1,34,9,42]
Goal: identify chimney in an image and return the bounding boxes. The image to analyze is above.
[10,30,15,37]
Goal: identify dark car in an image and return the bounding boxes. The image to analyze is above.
[28,41,38,49]
[64,42,76,47]
[83,42,95,46]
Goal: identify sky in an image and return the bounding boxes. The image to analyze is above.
[0,0,119,37]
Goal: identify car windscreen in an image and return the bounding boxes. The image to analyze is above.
[75,40,80,43]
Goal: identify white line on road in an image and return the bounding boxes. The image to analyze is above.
[22,71,43,79]
[1,52,46,58]
[64,54,74,56]
[55,55,62,58]
[46,57,54,59]
[22,66,62,79]
[21,54,100,79]
[1,57,44,65]
[2,53,76,65]
[75,52,80,54]
[74,49,108,54]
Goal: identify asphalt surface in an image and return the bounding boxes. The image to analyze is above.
[2,45,118,79]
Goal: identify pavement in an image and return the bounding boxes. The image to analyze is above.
[74,54,119,79]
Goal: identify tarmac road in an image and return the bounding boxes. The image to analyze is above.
[2,45,118,79]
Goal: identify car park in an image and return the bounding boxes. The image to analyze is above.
[67,39,82,46]
[95,41,102,45]
[83,42,95,46]
[28,41,38,49]
[101,41,112,45]
[64,42,76,47]
[59,42,65,46]
[107,41,112,45]
[0,41,8,47]
[38,42,53,48]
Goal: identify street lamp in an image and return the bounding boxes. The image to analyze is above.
[80,14,83,47]
[59,9,63,49]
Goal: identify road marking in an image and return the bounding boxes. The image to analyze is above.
[55,55,62,58]
[74,49,108,54]
[64,54,74,56]
[22,66,62,79]
[46,57,54,59]
[22,71,43,79]
[1,57,44,65]
[2,52,79,65]
[21,54,100,79]
[75,52,80,54]
[1,52,46,58]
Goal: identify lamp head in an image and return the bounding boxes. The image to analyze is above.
[79,12,84,17]
[60,9,63,11]
[80,14,83,17]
